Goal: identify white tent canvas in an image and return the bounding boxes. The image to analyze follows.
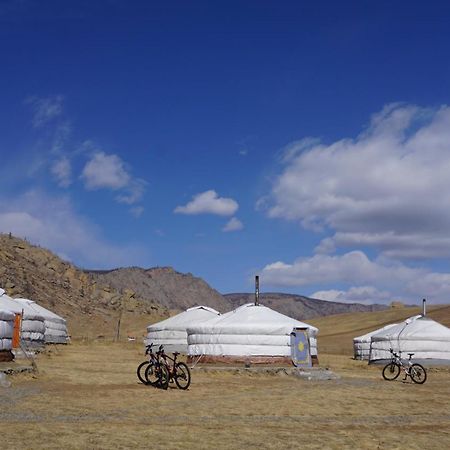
[0,307,15,352]
[146,306,220,353]
[14,298,69,344]
[187,303,318,363]
[353,323,398,360]
[0,289,45,348]
[369,315,450,365]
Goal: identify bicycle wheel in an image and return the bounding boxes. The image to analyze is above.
[174,362,191,390]
[158,364,170,390]
[410,364,427,384]
[137,361,150,384]
[145,362,169,389]
[382,362,400,381]
[144,361,161,386]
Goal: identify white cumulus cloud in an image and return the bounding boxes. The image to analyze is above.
[265,103,450,260]
[260,250,450,304]
[174,190,238,216]
[81,152,131,190]
[80,151,146,209]
[311,286,392,305]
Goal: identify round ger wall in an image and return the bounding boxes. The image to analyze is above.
[187,304,318,365]
[0,309,14,361]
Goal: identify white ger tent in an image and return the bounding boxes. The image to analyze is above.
[145,306,220,353]
[0,289,45,348]
[0,307,15,352]
[369,315,450,365]
[187,303,319,364]
[353,323,398,360]
[14,298,69,344]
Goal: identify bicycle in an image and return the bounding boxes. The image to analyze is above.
[382,348,427,384]
[145,345,191,390]
[137,344,169,388]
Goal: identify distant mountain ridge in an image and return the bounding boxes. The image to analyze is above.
[1,234,388,339]
[86,268,388,319]
[224,293,387,320]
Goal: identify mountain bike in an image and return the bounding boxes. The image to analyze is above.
[146,345,191,390]
[137,344,169,388]
[382,348,427,384]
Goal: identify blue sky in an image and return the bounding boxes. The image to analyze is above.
[2,1,450,304]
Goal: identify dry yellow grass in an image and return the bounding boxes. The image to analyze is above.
[1,339,449,450]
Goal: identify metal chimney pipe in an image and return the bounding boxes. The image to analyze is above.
[422,298,426,316]
[255,275,260,306]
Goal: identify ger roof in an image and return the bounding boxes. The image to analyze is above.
[0,290,44,321]
[147,305,220,332]
[354,323,398,342]
[187,303,318,335]
[371,316,450,341]
[14,298,66,324]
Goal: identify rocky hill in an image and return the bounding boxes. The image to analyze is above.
[86,266,230,312]
[0,234,168,339]
[0,234,389,340]
[87,270,388,320]
[224,293,386,320]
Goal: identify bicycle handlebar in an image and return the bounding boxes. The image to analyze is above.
[389,348,403,358]
[145,343,154,355]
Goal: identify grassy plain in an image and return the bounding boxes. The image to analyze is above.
[2,306,450,450]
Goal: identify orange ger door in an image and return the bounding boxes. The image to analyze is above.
[12,313,22,348]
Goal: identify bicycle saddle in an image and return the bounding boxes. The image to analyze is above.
[407,353,415,357]
[173,351,180,356]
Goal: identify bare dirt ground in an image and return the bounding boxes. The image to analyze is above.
[1,341,449,450]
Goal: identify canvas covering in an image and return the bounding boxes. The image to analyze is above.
[187,303,318,358]
[146,306,220,353]
[13,298,69,344]
[353,323,398,360]
[369,315,450,364]
[0,308,15,351]
[0,290,45,347]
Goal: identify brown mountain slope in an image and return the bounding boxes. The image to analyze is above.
[86,266,231,312]
[0,234,167,339]
[224,292,387,320]
[1,233,410,343]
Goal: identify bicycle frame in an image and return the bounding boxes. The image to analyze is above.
[389,349,414,378]
[159,349,179,377]
[162,347,191,384]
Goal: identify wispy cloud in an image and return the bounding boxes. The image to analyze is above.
[26,95,64,128]
[174,190,238,216]
[0,190,148,268]
[51,157,72,187]
[116,179,147,205]
[222,217,243,232]
[130,206,144,218]
[22,98,148,212]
